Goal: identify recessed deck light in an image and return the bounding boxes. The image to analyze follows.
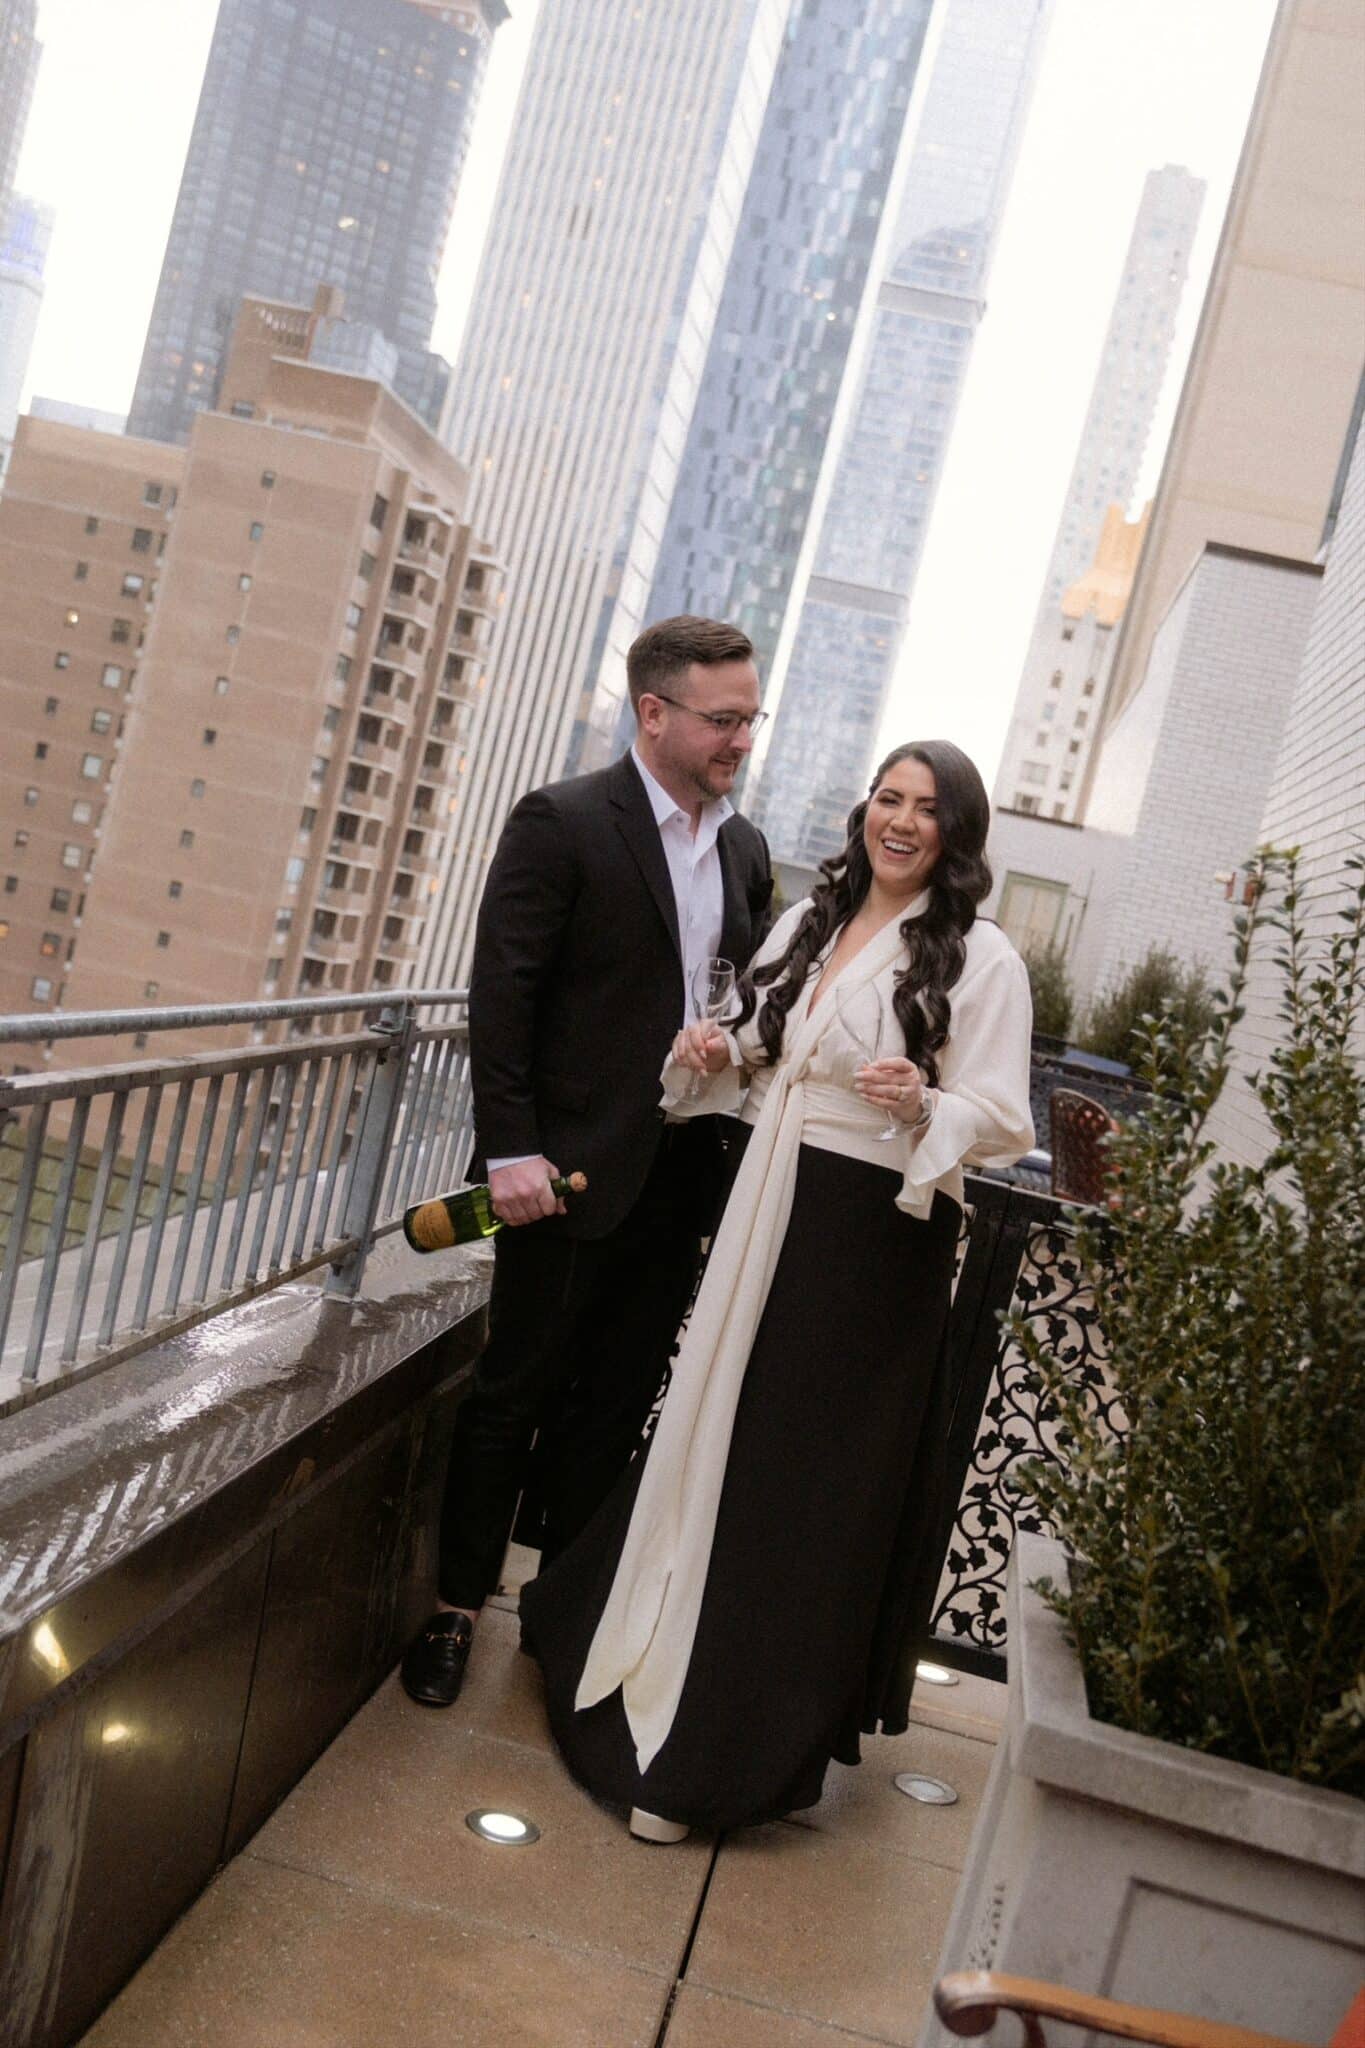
[894,1772,959,1806]
[465,1809,540,1846]
[915,1661,960,1688]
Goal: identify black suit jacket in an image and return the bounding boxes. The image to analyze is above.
[467,752,773,1239]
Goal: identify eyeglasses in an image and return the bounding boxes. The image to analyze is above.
[650,691,769,737]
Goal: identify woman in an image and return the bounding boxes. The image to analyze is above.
[519,741,1033,1839]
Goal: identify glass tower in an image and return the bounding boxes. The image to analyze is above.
[640,0,936,696]
[0,0,40,210]
[127,0,505,445]
[754,0,1052,868]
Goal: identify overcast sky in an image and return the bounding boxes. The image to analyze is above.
[16,0,1277,788]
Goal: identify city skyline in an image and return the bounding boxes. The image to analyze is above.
[14,0,1278,792]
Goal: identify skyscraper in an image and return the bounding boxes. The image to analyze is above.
[753,0,1052,869]
[0,193,53,479]
[993,164,1204,819]
[127,0,506,446]
[0,0,40,211]
[636,0,937,699]
[420,0,794,987]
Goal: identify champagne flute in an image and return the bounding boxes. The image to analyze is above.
[683,956,736,1098]
[836,987,900,1142]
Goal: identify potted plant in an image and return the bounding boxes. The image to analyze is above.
[920,854,1365,2046]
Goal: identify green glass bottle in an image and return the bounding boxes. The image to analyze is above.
[402,1171,588,1253]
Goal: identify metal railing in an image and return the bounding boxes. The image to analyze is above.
[0,990,474,1401]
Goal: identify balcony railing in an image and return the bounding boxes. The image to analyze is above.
[0,991,473,1408]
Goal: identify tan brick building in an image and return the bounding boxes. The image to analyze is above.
[0,294,499,1059]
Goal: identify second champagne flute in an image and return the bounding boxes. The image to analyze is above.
[684,956,737,1098]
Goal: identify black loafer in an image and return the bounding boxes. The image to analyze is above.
[400,1611,474,1706]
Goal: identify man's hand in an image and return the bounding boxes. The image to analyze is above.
[489,1156,566,1227]
[671,1021,732,1074]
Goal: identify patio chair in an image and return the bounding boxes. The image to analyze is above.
[934,1970,1365,2048]
[1048,1087,1118,1205]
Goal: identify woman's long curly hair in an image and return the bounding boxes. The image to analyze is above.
[737,740,992,1086]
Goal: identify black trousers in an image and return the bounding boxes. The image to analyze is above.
[437,1120,719,1611]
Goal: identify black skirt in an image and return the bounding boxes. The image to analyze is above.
[518,1138,961,1833]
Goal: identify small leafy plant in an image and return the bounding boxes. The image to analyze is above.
[1014,852,1365,1792]
[1024,939,1074,1044]
[1080,945,1216,1065]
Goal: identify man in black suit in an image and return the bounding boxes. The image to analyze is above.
[401,615,773,1706]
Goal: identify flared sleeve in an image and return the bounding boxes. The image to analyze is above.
[896,927,1034,1212]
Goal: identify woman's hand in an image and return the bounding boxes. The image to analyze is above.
[854,1056,927,1124]
[672,1020,731,1074]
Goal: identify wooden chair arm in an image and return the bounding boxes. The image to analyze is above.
[934,1972,1311,2048]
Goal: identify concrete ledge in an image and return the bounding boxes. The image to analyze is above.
[0,1235,491,2048]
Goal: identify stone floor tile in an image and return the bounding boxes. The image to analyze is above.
[686,1824,959,2046]
[446,1601,556,1755]
[79,1854,671,2048]
[245,1673,712,1976]
[782,1724,996,1872]
[907,1668,1005,1745]
[665,1982,896,2045]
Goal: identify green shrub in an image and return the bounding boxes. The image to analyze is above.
[1023,939,1074,1043]
[1080,946,1216,1065]
[1013,852,1365,1792]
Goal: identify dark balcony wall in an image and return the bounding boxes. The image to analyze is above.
[0,1240,487,2048]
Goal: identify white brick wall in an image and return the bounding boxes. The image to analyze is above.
[1207,410,1365,1171]
[1086,544,1322,1001]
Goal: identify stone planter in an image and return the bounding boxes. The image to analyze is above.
[919,1534,1365,2047]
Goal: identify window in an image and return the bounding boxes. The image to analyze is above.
[334,653,352,682]
[264,958,284,984]
[179,828,195,849]
[143,481,163,505]
[261,469,276,489]
[23,787,38,807]
[322,707,341,733]
[34,742,48,761]
[1049,670,1063,690]
[210,675,229,698]
[3,875,16,893]
[111,619,132,644]
[122,572,145,597]
[299,807,317,833]
[357,551,376,580]
[238,573,252,592]
[74,560,88,581]
[156,930,170,949]
[81,753,103,780]
[284,855,305,884]
[370,492,388,530]
[1061,624,1075,642]
[65,607,79,626]
[84,515,99,535]
[1074,711,1088,730]
[144,982,159,1000]
[100,663,124,690]
[230,401,255,419]
[71,800,92,824]
[249,521,264,542]
[131,528,153,553]
[13,830,28,849]
[225,625,240,645]
[45,696,58,715]
[31,976,53,1002]
[168,879,182,899]
[1068,739,1081,755]
[344,602,363,631]
[1015,794,1041,816]
[1082,679,1096,698]
[202,728,217,746]
[190,778,205,798]
[309,755,328,782]
[90,710,113,735]
[62,843,83,869]
[50,888,70,913]
[274,909,293,935]
[39,931,60,958]
[54,651,70,670]
[1019,762,1048,787]
[0,921,7,940]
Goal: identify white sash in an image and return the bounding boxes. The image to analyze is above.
[574,911,911,1774]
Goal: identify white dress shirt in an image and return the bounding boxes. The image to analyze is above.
[486,749,733,1174]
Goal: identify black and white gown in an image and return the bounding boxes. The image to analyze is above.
[519,896,1034,1831]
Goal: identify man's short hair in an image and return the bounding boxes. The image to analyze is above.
[626,615,754,711]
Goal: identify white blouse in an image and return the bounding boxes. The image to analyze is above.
[575,891,1035,1777]
[662,891,1036,1217]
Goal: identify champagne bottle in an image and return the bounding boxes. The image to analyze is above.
[402,1171,588,1253]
